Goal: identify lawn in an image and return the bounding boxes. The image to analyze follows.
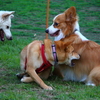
[0,0,100,100]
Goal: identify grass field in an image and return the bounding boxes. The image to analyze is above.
[0,0,100,100]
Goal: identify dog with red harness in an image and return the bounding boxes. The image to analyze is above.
[17,39,80,90]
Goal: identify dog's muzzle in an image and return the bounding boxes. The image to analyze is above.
[0,29,12,41]
[45,29,60,37]
[7,36,12,40]
[45,29,49,33]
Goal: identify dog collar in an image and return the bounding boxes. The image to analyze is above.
[74,29,78,33]
[24,43,58,73]
[36,44,58,73]
[52,44,58,65]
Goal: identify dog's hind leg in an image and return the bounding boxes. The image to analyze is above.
[86,67,100,86]
[16,72,29,79]
[16,46,28,79]
[21,76,34,82]
[19,67,52,83]
[26,66,53,90]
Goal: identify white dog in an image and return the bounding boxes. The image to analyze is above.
[0,11,14,41]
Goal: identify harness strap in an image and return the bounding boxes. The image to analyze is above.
[74,29,78,33]
[24,44,58,73]
[24,57,27,70]
[36,44,52,73]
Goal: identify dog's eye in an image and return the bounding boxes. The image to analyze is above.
[6,26,9,29]
[54,22,59,26]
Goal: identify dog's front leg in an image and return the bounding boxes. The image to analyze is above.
[26,66,53,90]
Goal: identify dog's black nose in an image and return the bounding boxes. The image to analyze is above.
[7,37,12,40]
[10,37,12,40]
[45,29,49,33]
[9,37,12,40]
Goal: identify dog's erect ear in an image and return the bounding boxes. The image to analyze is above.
[10,11,15,14]
[2,11,15,20]
[65,6,77,21]
[10,11,15,18]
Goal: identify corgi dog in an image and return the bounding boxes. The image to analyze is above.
[46,6,100,86]
[0,11,14,41]
[17,39,80,90]
[45,6,80,41]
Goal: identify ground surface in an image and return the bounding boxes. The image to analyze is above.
[0,0,100,100]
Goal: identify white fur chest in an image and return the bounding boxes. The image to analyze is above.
[63,68,87,82]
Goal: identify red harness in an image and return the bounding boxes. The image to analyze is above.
[36,44,52,73]
[24,44,53,73]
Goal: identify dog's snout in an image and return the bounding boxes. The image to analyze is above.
[10,37,12,40]
[7,37,12,40]
[45,29,49,33]
[9,37,12,40]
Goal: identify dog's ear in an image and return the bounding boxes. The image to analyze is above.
[10,11,15,14]
[2,11,15,20]
[10,11,15,18]
[55,41,74,53]
[66,45,74,53]
[64,42,74,53]
[55,41,65,52]
[65,6,77,21]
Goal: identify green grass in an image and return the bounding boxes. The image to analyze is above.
[0,0,100,100]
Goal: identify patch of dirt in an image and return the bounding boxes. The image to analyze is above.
[86,16,99,21]
[88,7,100,11]
[0,67,7,74]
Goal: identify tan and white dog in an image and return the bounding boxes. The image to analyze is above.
[0,11,14,41]
[46,6,100,86]
[17,39,80,90]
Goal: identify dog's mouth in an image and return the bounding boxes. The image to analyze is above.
[0,29,5,41]
[71,61,75,67]
[50,30,60,37]
[69,61,75,67]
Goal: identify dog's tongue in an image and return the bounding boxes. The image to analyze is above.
[50,30,60,37]
[50,33,58,37]
[0,29,5,41]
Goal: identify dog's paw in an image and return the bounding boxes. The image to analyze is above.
[44,86,53,90]
[21,77,27,82]
[21,76,34,83]
[16,73,23,79]
[86,82,96,86]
